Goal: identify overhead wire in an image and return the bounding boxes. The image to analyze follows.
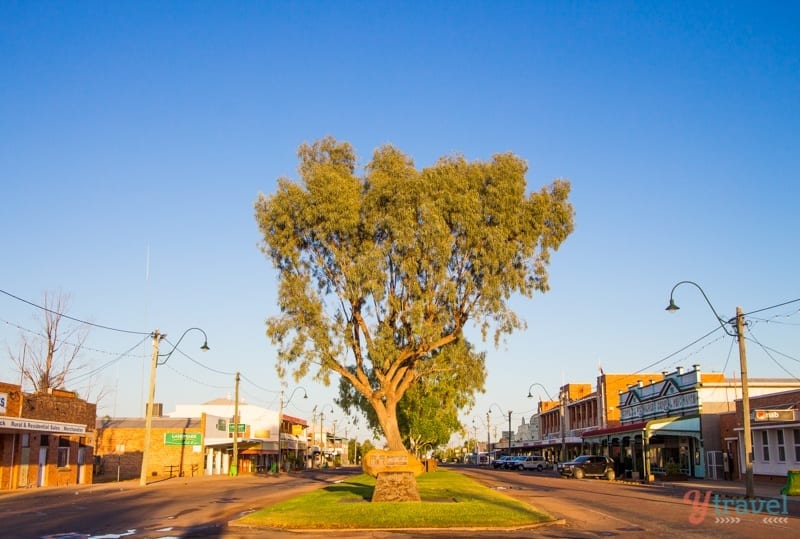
[162,362,232,390]
[64,335,151,387]
[161,337,235,375]
[0,288,150,335]
[746,329,800,383]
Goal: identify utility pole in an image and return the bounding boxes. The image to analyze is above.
[231,371,240,476]
[736,306,754,498]
[139,330,163,486]
[333,419,338,467]
[560,388,567,462]
[320,410,325,463]
[486,412,491,460]
[665,282,753,497]
[311,406,317,468]
[507,410,512,455]
[277,389,284,475]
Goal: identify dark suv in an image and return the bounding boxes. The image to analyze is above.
[492,455,513,469]
[557,455,615,480]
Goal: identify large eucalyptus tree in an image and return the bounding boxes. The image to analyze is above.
[255,136,573,451]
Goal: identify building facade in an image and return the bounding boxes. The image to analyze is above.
[95,397,316,479]
[95,416,204,481]
[0,381,96,490]
[719,388,800,480]
[583,366,800,481]
[511,374,663,464]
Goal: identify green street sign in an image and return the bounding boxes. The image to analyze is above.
[228,423,246,433]
[164,432,203,446]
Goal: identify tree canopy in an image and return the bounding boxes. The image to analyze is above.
[255,136,574,450]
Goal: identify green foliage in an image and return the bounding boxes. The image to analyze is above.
[338,339,485,449]
[255,137,574,449]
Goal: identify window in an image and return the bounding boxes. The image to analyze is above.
[58,438,70,468]
[777,430,786,462]
[761,431,770,461]
[57,447,69,468]
[794,429,800,462]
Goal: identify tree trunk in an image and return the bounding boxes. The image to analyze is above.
[373,398,405,451]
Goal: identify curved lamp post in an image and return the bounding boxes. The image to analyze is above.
[140,327,209,486]
[666,280,753,498]
[489,403,512,456]
[419,442,434,459]
[527,382,566,462]
[277,386,308,475]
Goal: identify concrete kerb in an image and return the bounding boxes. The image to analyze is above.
[228,519,569,535]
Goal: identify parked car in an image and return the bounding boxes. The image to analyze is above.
[492,456,513,469]
[516,455,551,471]
[557,455,616,480]
[504,456,527,469]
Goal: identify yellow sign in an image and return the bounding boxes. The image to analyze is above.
[292,424,303,436]
[362,449,424,477]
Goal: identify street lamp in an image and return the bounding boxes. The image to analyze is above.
[489,403,512,456]
[526,382,566,462]
[319,404,334,468]
[277,386,308,475]
[666,280,754,498]
[140,327,209,486]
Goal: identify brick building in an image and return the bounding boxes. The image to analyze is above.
[95,415,204,482]
[583,367,800,481]
[719,388,800,481]
[513,373,664,463]
[96,397,312,480]
[0,381,96,490]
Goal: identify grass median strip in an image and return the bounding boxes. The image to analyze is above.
[235,469,554,530]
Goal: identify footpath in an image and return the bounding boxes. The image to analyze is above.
[631,475,800,516]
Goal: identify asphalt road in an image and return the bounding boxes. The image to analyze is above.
[3,466,799,538]
[0,468,356,539]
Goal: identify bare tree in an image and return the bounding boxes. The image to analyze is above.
[10,291,90,392]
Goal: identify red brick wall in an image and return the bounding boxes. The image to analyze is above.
[96,424,205,481]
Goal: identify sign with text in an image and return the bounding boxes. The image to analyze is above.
[164,432,203,446]
[0,417,86,434]
[362,449,424,478]
[0,392,6,414]
[753,409,796,422]
[228,423,246,433]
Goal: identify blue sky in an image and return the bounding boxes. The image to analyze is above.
[1,2,798,444]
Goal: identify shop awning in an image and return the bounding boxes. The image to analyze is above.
[582,421,648,443]
[647,416,700,438]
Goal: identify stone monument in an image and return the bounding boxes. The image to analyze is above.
[362,449,424,502]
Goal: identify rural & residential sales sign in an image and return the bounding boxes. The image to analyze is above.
[0,417,87,434]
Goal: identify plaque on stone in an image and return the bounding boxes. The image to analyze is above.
[362,449,424,502]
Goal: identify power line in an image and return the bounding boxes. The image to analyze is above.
[161,337,235,375]
[0,288,150,335]
[743,297,800,318]
[0,317,147,358]
[241,373,281,394]
[746,329,800,383]
[65,335,151,386]
[162,363,232,390]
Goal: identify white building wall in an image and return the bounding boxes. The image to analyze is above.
[169,403,280,444]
